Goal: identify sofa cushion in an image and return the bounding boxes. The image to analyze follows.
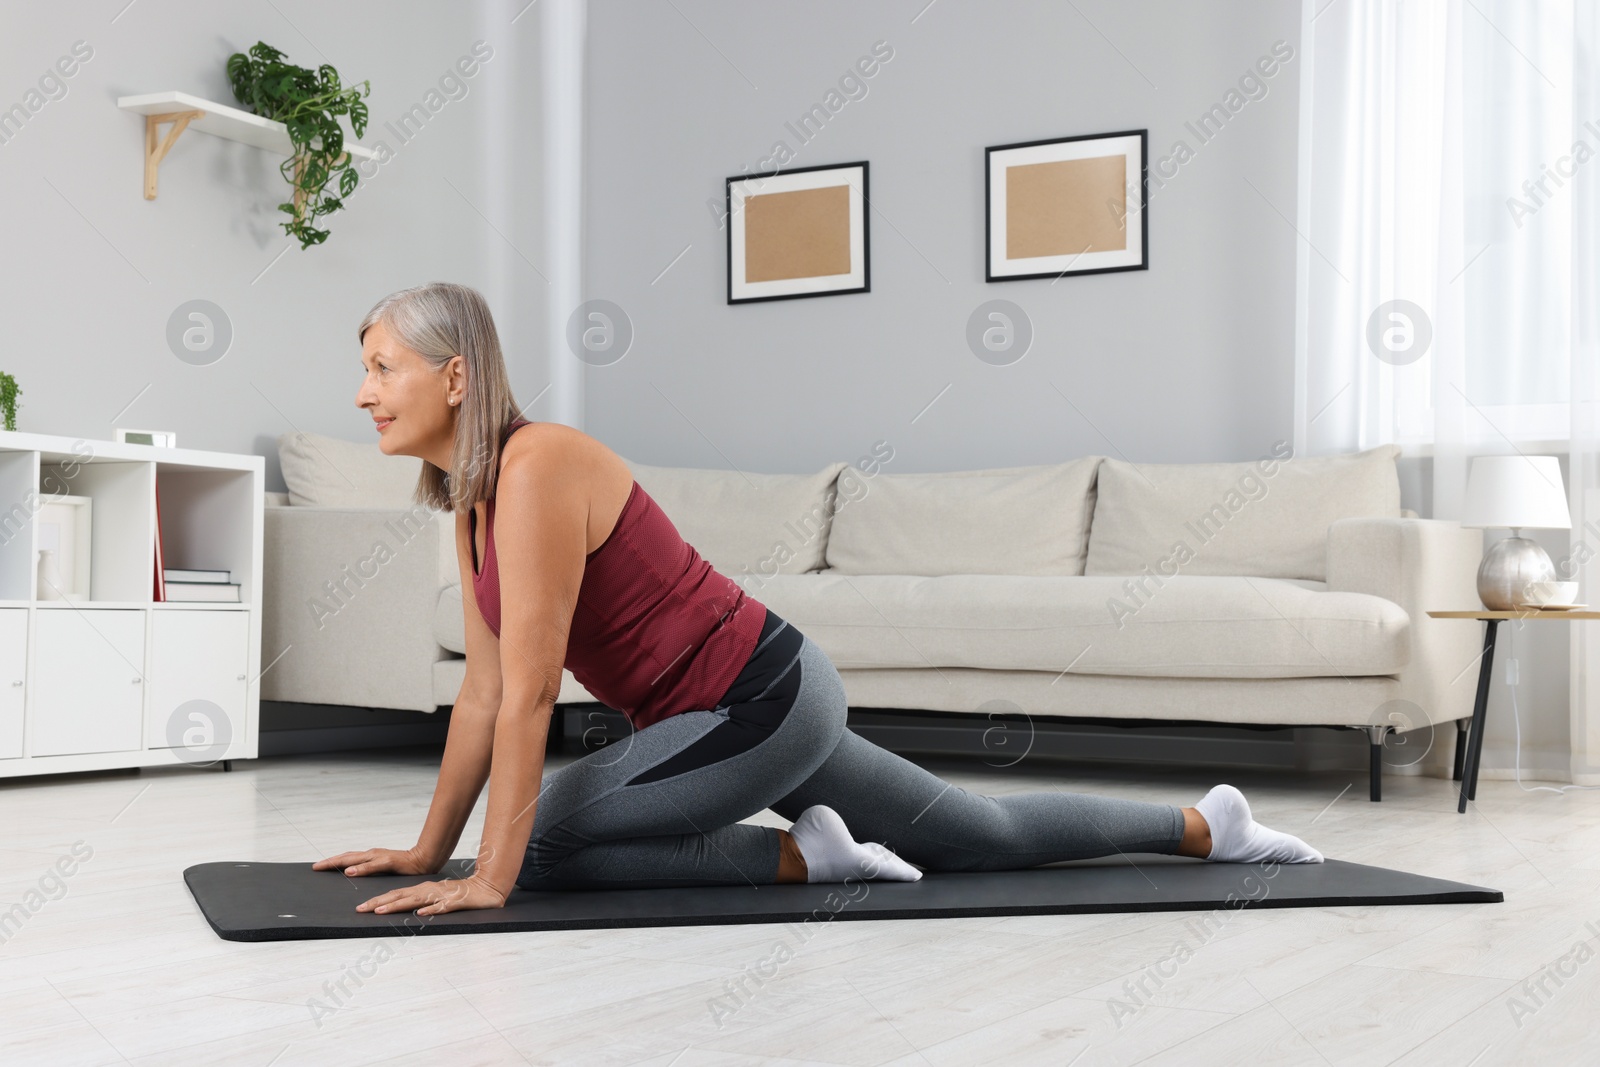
[278,431,422,508]
[623,458,848,576]
[1083,444,1402,583]
[732,572,1407,678]
[823,458,1104,576]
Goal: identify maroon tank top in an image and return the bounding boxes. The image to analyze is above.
[468,421,767,730]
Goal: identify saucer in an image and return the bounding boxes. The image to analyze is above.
[1510,603,1589,611]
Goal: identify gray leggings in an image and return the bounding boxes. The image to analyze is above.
[516,633,1186,890]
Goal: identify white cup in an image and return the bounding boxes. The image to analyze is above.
[1519,580,1579,607]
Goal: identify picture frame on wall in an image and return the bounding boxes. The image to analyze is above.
[985,129,1148,282]
[726,161,870,304]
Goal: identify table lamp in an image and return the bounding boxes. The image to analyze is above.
[1459,455,1572,609]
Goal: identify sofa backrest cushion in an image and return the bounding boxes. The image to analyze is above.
[823,458,1105,576]
[623,459,849,576]
[278,431,422,508]
[1083,444,1402,582]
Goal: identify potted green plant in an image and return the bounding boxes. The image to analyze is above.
[0,373,19,432]
[226,42,371,249]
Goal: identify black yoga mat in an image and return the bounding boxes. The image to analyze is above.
[184,856,1501,943]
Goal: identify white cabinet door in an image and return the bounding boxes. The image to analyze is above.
[145,610,248,752]
[0,610,25,759]
[30,610,146,757]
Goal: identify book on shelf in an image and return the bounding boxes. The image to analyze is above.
[163,568,232,583]
[152,475,240,602]
[163,581,241,603]
[153,478,165,602]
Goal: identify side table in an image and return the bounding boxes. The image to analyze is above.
[1427,607,1599,813]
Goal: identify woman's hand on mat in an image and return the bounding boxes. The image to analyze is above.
[354,874,507,916]
[311,846,439,877]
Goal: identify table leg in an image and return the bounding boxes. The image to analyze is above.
[1452,719,1469,781]
[1458,618,1499,814]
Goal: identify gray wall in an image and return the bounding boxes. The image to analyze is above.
[582,0,1303,475]
[0,0,545,492]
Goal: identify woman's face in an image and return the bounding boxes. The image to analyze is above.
[355,319,458,458]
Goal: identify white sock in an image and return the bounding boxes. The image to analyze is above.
[787,804,922,883]
[1193,784,1324,864]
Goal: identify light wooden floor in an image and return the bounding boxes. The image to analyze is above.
[2,743,1597,1067]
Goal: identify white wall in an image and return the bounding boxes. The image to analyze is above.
[0,0,547,492]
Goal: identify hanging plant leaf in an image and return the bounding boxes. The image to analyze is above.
[226,41,371,250]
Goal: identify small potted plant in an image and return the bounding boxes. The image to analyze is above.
[0,372,19,432]
[226,42,371,249]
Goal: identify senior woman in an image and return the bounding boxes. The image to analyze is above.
[313,282,1322,917]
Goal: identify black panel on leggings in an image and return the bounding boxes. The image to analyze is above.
[623,609,805,785]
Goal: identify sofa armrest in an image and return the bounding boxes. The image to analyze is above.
[1326,517,1485,729]
[262,504,456,712]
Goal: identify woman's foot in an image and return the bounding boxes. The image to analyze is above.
[787,804,923,883]
[1192,784,1324,864]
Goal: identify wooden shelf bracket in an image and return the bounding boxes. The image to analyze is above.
[144,109,205,200]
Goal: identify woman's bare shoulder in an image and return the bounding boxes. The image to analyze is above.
[501,422,632,494]
[503,421,613,467]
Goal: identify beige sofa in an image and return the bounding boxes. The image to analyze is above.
[261,434,1486,800]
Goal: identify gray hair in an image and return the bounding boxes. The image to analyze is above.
[358,282,519,512]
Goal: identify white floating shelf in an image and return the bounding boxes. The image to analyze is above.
[116,90,375,199]
[117,91,376,159]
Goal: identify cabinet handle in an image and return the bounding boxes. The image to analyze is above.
[237,674,247,681]
[9,680,20,687]
[132,678,142,685]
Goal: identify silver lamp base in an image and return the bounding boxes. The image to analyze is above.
[1477,529,1556,610]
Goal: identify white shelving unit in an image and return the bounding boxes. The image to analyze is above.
[116,91,376,200]
[0,430,263,778]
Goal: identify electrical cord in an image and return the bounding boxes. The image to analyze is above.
[1506,620,1600,795]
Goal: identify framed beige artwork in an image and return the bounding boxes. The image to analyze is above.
[726,161,869,303]
[986,130,1147,281]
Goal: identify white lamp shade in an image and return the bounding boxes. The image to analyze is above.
[1460,455,1572,530]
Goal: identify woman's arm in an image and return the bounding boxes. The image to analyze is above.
[409,508,508,871]
[469,429,591,897]
[356,429,589,913]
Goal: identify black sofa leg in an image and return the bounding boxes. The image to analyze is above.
[1366,725,1387,801]
[1453,718,1469,781]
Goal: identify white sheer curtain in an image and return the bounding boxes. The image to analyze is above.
[1293,0,1469,504]
[1572,0,1600,786]
[1297,0,1600,785]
